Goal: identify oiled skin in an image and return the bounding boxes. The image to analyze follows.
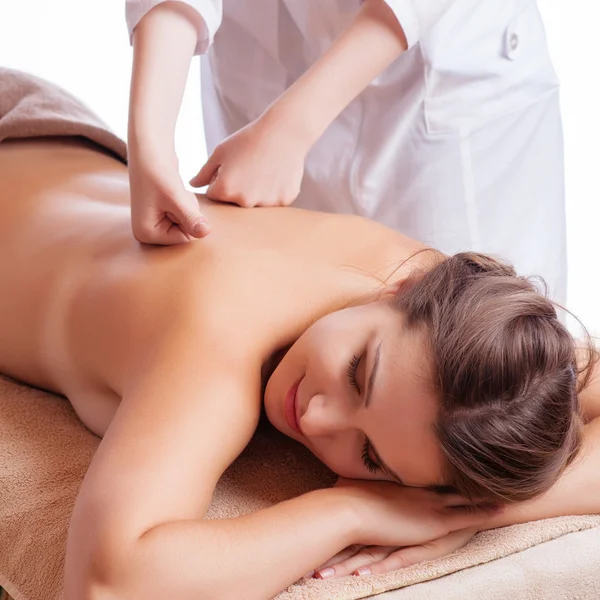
[0,136,424,436]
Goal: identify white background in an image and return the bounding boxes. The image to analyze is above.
[1,0,598,336]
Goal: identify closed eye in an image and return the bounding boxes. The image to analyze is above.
[348,354,361,393]
[362,437,380,474]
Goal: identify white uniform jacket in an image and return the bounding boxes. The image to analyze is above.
[127,0,566,300]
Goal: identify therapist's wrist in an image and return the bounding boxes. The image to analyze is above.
[260,97,320,154]
[128,123,178,166]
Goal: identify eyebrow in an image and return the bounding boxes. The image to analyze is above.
[364,342,406,486]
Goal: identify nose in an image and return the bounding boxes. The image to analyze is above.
[299,393,351,438]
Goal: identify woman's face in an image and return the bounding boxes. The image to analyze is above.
[264,301,447,489]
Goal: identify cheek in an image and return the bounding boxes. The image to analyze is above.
[378,420,442,485]
[307,437,365,479]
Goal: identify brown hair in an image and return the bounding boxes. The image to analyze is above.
[393,252,597,503]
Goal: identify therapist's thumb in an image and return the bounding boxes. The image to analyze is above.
[180,208,211,238]
[190,158,219,189]
[168,193,212,239]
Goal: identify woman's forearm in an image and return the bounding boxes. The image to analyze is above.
[486,419,600,529]
[128,2,202,158]
[263,0,408,147]
[106,488,359,600]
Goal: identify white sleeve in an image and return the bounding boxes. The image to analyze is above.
[382,0,454,48]
[125,0,222,55]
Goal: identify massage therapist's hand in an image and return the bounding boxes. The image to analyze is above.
[312,528,478,579]
[129,150,211,245]
[189,112,309,208]
[334,478,496,550]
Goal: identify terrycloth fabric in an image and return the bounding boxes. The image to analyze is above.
[1,375,600,600]
[0,68,127,164]
[373,527,600,600]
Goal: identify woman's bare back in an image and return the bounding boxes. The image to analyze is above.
[0,137,425,435]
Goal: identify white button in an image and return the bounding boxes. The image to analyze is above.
[504,24,524,61]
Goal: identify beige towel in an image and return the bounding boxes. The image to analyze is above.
[0,68,127,164]
[1,376,599,600]
[373,527,600,600]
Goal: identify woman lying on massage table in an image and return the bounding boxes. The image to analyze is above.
[0,135,598,600]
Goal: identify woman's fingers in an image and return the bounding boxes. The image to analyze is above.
[357,543,445,576]
[316,528,480,579]
[314,546,398,579]
[364,528,479,576]
[313,545,364,573]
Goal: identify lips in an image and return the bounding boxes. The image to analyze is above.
[284,378,303,435]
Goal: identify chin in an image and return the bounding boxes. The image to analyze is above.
[261,384,280,430]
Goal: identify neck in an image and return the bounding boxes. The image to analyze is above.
[260,343,293,399]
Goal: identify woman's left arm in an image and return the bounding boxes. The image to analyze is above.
[191,0,409,205]
[489,361,600,528]
[487,418,600,529]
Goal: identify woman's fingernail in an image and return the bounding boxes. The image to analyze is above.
[315,567,335,579]
[354,567,371,576]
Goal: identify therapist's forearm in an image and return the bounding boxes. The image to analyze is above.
[485,419,600,530]
[128,2,201,159]
[102,488,358,600]
[263,0,408,146]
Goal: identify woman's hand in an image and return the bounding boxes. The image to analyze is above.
[335,478,497,549]
[312,528,478,579]
[189,113,309,208]
[129,152,211,245]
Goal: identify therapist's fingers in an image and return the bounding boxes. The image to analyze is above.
[152,213,194,245]
[189,157,219,189]
[166,192,212,239]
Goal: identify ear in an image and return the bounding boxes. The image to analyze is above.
[375,278,405,302]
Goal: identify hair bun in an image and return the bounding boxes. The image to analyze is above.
[455,252,517,278]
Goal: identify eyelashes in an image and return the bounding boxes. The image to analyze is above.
[362,437,380,474]
[348,354,379,474]
[348,354,361,393]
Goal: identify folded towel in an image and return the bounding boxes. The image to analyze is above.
[0,67,127,163]
[372,526,600,600]
[1,376,599,600]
